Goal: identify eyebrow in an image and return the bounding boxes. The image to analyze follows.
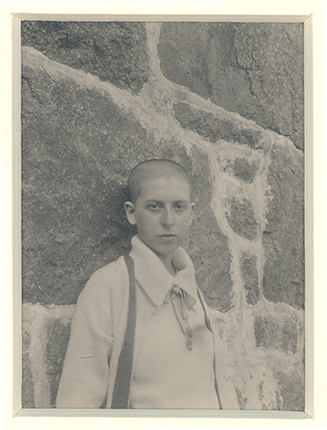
[144,199,190,204]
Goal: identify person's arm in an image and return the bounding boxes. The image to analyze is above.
[56,275,114,408]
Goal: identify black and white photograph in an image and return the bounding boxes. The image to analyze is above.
[21,19,305,412]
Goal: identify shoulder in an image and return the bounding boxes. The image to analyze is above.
[89,255,128,283]
[78,255,129,302]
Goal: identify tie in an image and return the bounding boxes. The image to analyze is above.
[170,284,196,351]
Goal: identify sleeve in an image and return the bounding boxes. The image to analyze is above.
[56,274,114,408]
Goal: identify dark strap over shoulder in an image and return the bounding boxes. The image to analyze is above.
[196,288,223,409]
[111,255,137,409]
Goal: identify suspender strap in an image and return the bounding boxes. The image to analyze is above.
[196,288,212,332]
[111,255,137,409]
[196,288,223,410]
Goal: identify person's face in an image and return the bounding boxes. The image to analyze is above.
[124,176,195,262]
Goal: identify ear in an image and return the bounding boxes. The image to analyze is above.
[124,201,137,226]
[188,202,195,227]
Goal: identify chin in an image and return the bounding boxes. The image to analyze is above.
[157,244,180,256]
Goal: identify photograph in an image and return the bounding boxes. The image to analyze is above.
[21,19,305,412]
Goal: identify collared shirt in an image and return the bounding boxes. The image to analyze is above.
[129,235,220,409]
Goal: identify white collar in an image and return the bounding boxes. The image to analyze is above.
[129,235,198,308]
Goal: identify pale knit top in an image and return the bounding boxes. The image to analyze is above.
[128,235,219,409]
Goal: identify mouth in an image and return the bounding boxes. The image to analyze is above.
[159,234,176,238]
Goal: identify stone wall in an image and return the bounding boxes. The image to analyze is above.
[21,21,304,410]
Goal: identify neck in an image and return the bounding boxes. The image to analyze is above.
[158,254,175,276]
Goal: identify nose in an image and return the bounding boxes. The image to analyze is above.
[161,207,174,227]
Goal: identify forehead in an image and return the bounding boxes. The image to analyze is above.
[138,176,191,200]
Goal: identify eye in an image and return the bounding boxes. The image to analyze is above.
[174,203,187,211]
[147,203,161,211]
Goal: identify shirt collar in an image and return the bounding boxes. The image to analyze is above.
[129,235,198,308]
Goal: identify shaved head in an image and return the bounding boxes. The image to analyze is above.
[127,159,192,204]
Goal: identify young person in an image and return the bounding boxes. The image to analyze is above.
[56,159,239,409]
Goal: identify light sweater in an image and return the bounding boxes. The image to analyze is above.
[128,235,219,408]
[56,235,239,409]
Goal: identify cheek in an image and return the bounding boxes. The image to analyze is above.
[179,216,192,232]
[136,214,156,232]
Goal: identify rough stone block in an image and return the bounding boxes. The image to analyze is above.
[173,102,263,149]
[46,318,72,407]
[232,158,259,183]
[21,21,149,94]
[217,149,260,184]
[225,198,258,241]
[275,370,304,411]
[240,253,259,305]
[22,60,140,305]
[159,22,304,149]
[22,330,35,408]
[262,141,304,309]
[254,316,298,354]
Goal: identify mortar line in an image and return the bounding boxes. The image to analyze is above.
[254,132,274,303]
[28,307,50,408]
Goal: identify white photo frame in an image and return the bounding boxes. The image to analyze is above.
[1,1,326,429]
